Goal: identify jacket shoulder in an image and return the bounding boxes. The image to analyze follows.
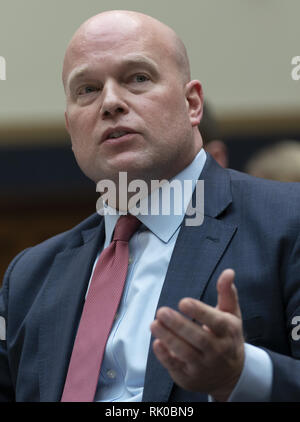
[227,167,300,202]
[3,212,103,284]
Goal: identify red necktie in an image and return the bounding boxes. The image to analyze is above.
[61,214,141,402]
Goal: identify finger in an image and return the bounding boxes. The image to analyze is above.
[178,298,232,337]
[150,318,201,361]
[152,307,213,352]
[152,339,186,372]
[216,269,241,318]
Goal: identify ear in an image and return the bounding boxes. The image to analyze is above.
[64,111,70,134]
[185,80,203,127]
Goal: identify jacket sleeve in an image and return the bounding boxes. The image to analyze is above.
[267,230,300,401]
[0,249,30,402]
[0,262,15,401]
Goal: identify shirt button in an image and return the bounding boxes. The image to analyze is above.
[107,369,117,379]
[128,256,133,264]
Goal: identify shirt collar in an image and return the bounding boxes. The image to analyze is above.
[103,148,207,244]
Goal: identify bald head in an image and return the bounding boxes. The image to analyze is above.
[62,10,203,185]
[62,10,191,89]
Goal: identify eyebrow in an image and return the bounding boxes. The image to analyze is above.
[66,54,159,90]
[66,65,89,91]
[121,54,159,73]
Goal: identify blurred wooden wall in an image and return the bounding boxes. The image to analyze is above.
[0,195,96,283]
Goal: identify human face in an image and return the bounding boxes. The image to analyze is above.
[64,16,202,185]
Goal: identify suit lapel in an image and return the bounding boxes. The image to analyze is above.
[143,155,238,402]
[38,218,105,402]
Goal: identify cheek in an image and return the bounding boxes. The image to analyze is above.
[146,94,189,136]
[67,115,93,165]
[151,88,188,118]
[67,110,94,146]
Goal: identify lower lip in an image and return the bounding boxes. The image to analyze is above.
[103,133,138,145]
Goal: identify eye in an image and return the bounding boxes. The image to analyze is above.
[77,85,99,96]
[132,74,150,83]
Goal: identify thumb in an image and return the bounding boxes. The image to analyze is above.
[216,269,241,318]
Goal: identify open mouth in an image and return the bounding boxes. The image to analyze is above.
[101,127,139,144]
[103,129,139,145]
[107,130,130,140]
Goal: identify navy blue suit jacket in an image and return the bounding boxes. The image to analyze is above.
[1,155,300,401]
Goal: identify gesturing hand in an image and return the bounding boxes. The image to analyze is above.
[150,269,245,401]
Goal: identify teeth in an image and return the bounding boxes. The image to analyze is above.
[108,131,128,139]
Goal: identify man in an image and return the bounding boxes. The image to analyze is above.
[0,10,300,402]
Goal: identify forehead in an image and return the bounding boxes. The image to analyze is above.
[63,19,175,85]
[69,53,158,80]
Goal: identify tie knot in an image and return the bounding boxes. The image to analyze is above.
[113,215,141,242]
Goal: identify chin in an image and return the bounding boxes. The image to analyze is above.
[85,151,159,184]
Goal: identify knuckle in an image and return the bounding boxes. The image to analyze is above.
[184,348,198,363]
[216,317,228,333]
[195,305,205,319]
[196,329,208,349]
[226,316,242,337]
[172,311,187,330]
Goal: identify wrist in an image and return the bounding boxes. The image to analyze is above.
[210,349,245,402]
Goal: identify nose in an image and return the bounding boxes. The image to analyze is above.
[100,80,129,119]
